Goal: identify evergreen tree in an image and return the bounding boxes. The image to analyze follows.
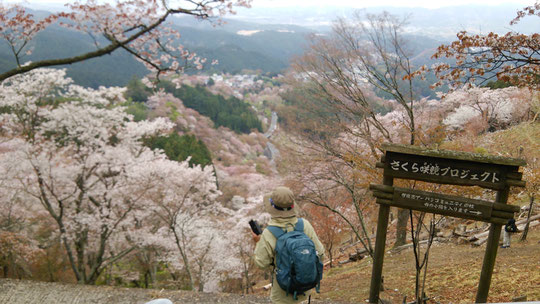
[145,133,213,167]
[124,77,151,102]
[159,81,262,134]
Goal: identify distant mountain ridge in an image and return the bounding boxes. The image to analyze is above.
[3,4,533,88]
[229,4,540,38]
[0,8,315,87]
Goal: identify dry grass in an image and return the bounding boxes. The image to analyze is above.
[308,228,540,304]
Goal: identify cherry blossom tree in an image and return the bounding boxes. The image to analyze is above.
[182,200,260,293]
[0,230,42,278]
[441,87,532,133]
[0,68,177,284]
[135,188,252,292]
[292,11,419,149]
[189,195,268,293]
[188,218,244,292]
[289,11,428,247]
[431,2,540,89]
[134,157,221,290]
[0,0,252,82]
[0,180,42,278]
[478,114,539,242]
[285,142,378,258]
[306,204,344,268]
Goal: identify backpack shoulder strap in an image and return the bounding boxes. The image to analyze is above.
[268,218,304,238]
[294,218,304,232]
[267,225,286,239]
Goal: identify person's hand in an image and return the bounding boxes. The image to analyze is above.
[252,231,261,243]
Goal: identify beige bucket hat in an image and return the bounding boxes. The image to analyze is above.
[264,186,296,218]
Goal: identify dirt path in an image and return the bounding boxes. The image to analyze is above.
[0,279,353,304]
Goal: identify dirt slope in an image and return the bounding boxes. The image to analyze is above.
[0,279,354,304]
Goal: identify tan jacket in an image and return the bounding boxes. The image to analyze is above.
[254,217,325,304]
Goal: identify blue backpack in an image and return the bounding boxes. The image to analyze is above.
[267,219,323,300]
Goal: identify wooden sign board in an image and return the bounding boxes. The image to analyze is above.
[382,144,525,190]
[368,143,526,304]
[393,187,492,221]
[385,151,508,190]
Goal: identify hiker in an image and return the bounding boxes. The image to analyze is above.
[501,218,519,248]
[252,186,325,304]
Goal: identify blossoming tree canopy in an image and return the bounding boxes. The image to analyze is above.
[431,2,540,90]
[0,68,211,284]
[440,86,532,131]
[0,0,252,82]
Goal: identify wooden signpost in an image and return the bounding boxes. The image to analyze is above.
[368,143,526,304]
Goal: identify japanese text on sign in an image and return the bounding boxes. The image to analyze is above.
[389,160,500,184]
[399,192,483,216]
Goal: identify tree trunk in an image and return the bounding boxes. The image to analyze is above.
[397,126,415,248]
[171,227,194,290]
[151,263,157,287]
[328,244,334,268]
[198,263,204,292]
[144,271,150,288]
[395,208,409,247]
[237,244,254,295]
[520,196,534,241]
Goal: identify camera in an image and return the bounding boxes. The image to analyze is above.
[249,219,262,235]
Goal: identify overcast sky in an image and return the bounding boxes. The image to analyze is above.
[3,0,533,9]
[253,0,531,9]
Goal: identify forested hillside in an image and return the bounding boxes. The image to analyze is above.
[0,25,149,87]
[0,8,312,88]
[170,84,263,134]
[125,78,262,134]
[0,7,449,89]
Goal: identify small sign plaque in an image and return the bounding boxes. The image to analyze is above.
[393,187,493,221]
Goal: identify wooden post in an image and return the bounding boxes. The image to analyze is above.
[475,186,510,303]
[520,196,534,241]
[369,175,393,304]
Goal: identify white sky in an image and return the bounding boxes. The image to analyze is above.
[3,0,533,9]
[253,0,531,9]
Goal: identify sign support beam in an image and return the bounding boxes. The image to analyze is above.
[369,175,393,304]
[475,186,510,303]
